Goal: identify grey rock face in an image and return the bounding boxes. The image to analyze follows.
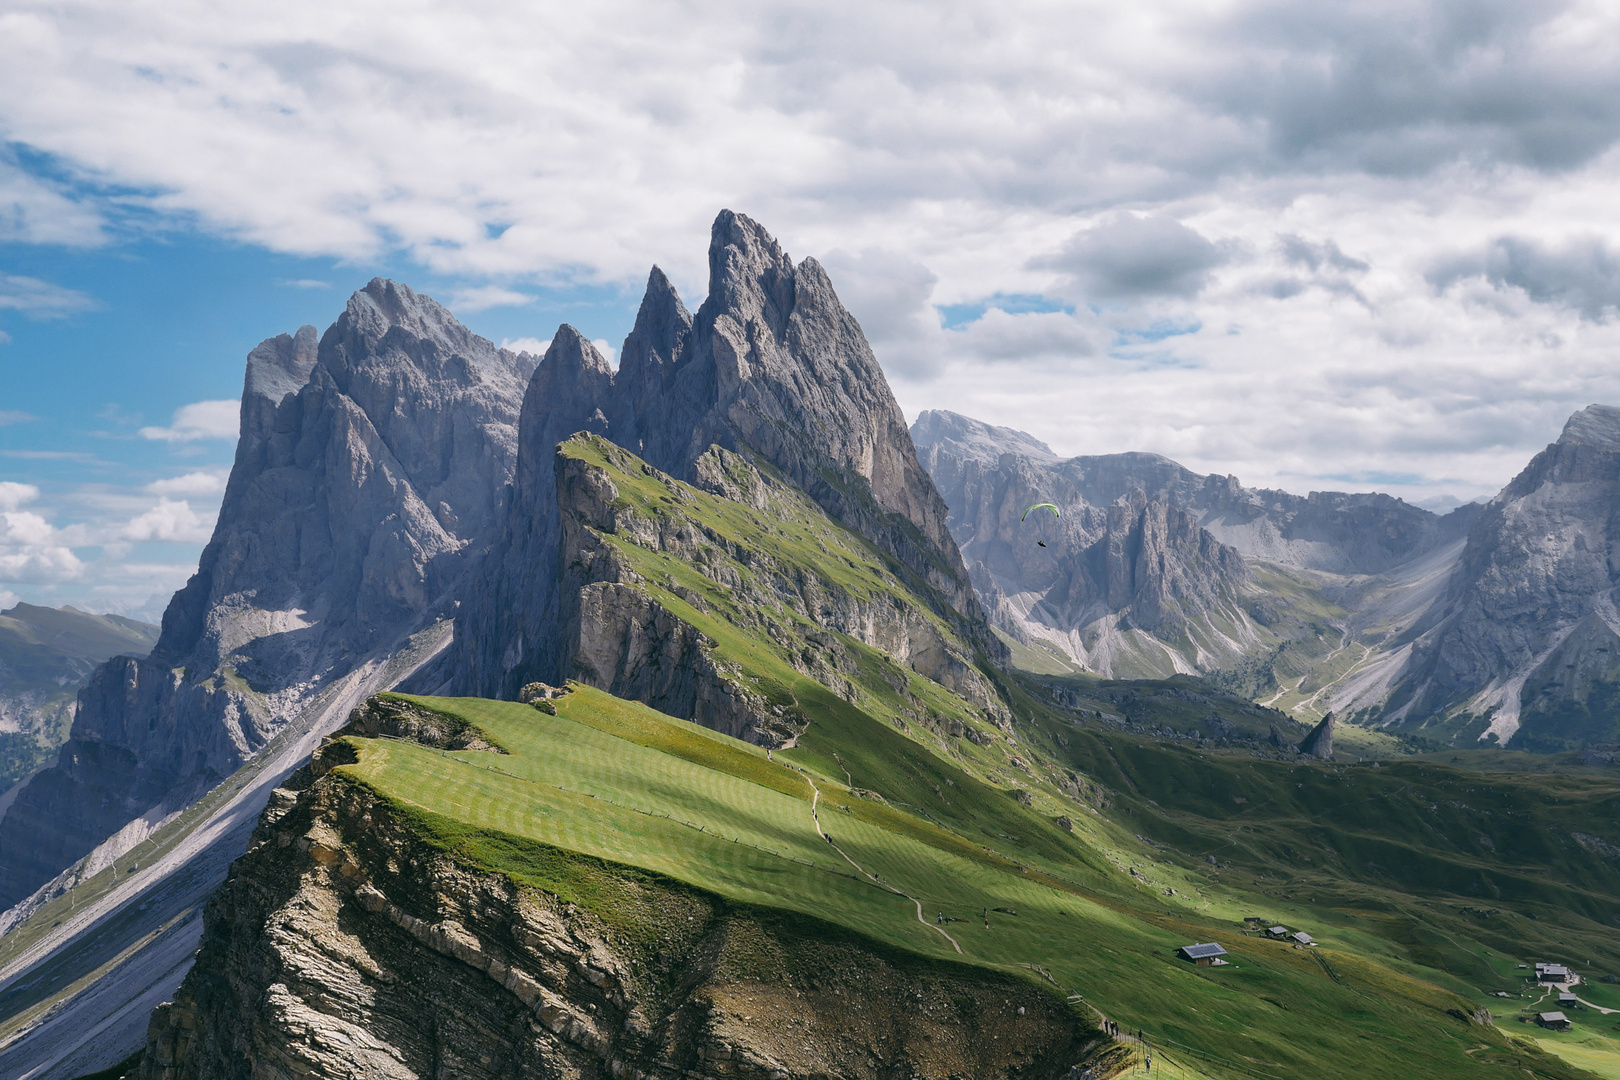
[458,212,994,699]
[1298,713,1334,758]
[0,282,533,911]
[1383,405,1620,747]
[453,325,616,698]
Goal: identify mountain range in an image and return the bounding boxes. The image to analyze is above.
[0,212,1616,1080]
[914,406,1620,752]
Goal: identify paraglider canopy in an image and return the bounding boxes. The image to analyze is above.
[1021,502,1060,521]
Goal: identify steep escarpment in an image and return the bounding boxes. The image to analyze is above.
[550,435,1009,746]
[1383,405,1620,747]
[0,282,535,911]
[458,212,992,700]
[137,727,1094,1080]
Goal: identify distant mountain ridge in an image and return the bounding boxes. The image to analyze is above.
[0,603,158,792]
[914,406,1620,749]
[913,409,1475,683]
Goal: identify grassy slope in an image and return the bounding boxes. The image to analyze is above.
[342,688,1598,1080]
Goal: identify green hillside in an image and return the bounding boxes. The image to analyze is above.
[334,684,1609,1080]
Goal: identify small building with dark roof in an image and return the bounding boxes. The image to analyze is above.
[1179,942,1228,966]
[1537,963,1571,982]
[1558,993,1579,1008]
[1266,925,1289,939]
[1536,1012,1572,1031]
[1290,931,1314,946]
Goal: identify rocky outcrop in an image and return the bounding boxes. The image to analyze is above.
[0,282,535,911]
[1382,405,1620,747]
[1298,713,1334,759]
[458,213,995,699]
[136,721,1096,1080]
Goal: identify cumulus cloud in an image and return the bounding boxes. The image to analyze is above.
[1035,215,1228,300]
[499,336,550,356]
[0,274,95,317]
[1430,235,1620,322]
[138,399,240,442]
[0,483,83,583]
[119,498,212,543]
[145,471,228,497]
[0,482,40,512]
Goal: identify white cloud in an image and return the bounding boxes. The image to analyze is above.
[0,410,37,425]
[0,482,39,512]
[0,588,18,610]
[447,285,532,312]
[591,339,618,369]
[277,278,330,289]
[0,496,83,582]
[145,470,228,497]
[118,498,212,543]
[0,273,94,317]
[4,0,1620,506]
[499,336,549,356]
[138,399,240,442]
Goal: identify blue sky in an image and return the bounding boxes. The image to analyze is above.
[6,0,1620,619]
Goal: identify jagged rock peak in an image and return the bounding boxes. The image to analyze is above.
[1299,713,1334,759]
[911,410,1059,465]
[705,209,797,336]
[542,324,613,378]
[1558,403,1620,450]
[618,266,693,386]
[244,325,318,403]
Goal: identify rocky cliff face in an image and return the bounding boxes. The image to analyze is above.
[459,213,992,699]
[1381,405,1620,748]
[136,710,1095,1080]
[0,282,535,912]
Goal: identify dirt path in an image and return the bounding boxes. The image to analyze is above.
[799,770,962,954]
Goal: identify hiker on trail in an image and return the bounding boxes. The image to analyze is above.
[826,833,834,845]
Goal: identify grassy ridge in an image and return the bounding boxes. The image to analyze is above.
[336,687,1595,1080]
